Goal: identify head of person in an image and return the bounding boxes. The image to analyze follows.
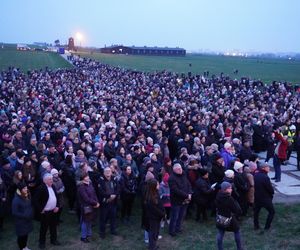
[125,165,132,176]
[104,167,112,180]
[221,181,232,194]
[199,168,209,179]
[233,161,244,173]
[50,168,59,178]
[225,169,234,179]
[259,162,270,173]
[81,172,90,184]
[17,182,28,198]
[43,173,53,187]
[173,163,183,175]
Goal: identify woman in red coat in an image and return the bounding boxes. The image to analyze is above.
[272,130,288,182]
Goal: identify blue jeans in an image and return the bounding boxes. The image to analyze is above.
[81,219,92,238]
[217,229,242,250]
[273,155,281,181]
[169,205,187,235]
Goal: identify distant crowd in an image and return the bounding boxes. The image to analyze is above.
[0,55,300,250]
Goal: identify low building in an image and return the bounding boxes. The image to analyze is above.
[101,45,186,56]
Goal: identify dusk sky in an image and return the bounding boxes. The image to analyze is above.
[1,0,299,53]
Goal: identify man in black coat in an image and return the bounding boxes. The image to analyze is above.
[168,163,192,237]
[253,162,275,231]
[98,167,119,238]
[34,173,60,249]
[193,169,214,222]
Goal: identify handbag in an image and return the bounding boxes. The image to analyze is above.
[83,206,93,214]
[216,214,232,228]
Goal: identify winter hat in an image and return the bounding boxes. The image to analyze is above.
[50,168,59,176]
[221,181,232,191]
[233,161,244,172]
[225,169,234,178]
[248,161,257,172]
[145,171,155,181]
[149,153,155,159]
[143,157,151,164]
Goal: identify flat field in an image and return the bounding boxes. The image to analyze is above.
[0,44,73,72]
[77,52,300,84]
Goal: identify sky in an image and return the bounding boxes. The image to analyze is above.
[0,0,299,53]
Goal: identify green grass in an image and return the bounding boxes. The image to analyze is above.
[77,52,300,84]
[0,45,73,72]
[1,202,300,250]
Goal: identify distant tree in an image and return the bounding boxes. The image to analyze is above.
[54,39,60,47]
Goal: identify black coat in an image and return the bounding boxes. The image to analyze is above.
[145,199,165,231]
[168,172,192,206]
[193,176,214,206]
[209,163,225,185]
[254,170,274,204]
[120,173,137,199]
[98,176,119,205]
[33,183,59,220]
[12,193,33,236]
[215,191,242,232]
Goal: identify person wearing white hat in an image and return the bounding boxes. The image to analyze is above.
[233,161,250,216]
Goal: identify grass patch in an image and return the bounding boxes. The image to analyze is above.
[76,52,300,84]
[0,46,73,72]
[1,201,300,250]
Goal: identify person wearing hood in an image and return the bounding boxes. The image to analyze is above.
[193,168,215,222]
[168,163,192,237]
[215,181,243,250]
[12,183,33,250]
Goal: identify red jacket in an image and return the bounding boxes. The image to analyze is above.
[275,132,288,160]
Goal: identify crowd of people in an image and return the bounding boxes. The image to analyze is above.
[0,55,300,250]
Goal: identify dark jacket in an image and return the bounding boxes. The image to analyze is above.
[210,163,225,185]
[33,183,60,220]
[193,176,214,206]
[120,172,137,198]
[145,199,165,222]
[168,172,192,206]
[12,192,33,236]
[98,176,119,205]
[254,170,274,204]
[78,182,99,222]
[215,191,242,232]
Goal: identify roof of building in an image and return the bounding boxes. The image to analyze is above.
[103,45,185,51]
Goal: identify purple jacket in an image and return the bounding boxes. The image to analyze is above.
[220,149,235,170]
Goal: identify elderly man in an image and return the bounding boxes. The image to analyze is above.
[98,167,119,238]
[34,173,60,249]
[168,163,192,237]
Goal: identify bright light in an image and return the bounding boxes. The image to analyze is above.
[76,32,83,42]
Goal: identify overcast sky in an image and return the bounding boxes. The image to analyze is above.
[1,0,299,53]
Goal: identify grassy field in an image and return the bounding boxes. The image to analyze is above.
[0,45,73,72]
[1,202,299,250]
[77,52,300,84]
